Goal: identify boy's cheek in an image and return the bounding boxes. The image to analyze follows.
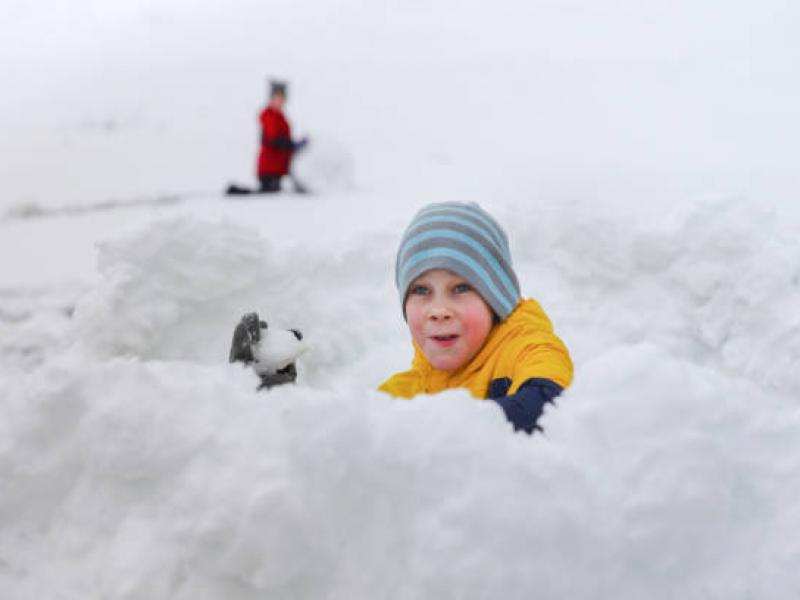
[405,300,424,330]
[407,317,426,347]
[463,302,493,330]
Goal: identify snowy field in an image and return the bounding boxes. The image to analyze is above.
[2,1,800,598]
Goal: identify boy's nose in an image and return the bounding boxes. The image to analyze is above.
[428,305,452,320]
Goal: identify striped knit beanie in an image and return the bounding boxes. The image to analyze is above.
[395,201,521,321]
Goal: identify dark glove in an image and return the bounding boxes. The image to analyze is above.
[490,378,563,434]
[263,134,294,150]
[293,137,309,152]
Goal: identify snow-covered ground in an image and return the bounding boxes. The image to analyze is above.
[2,1,800,598]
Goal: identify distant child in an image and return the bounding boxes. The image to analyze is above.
[379,201,573,434]
[225,79,309,196]
[256,79,308,193]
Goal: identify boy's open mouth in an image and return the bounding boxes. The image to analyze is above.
[431,334,459,346]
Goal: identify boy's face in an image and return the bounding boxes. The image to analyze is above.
[404,269,494,372]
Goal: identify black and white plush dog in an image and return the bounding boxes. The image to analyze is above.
[229,312,307,389]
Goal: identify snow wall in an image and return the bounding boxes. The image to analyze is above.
[3,198,800,599]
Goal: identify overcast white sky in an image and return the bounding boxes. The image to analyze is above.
[1,0,798,206]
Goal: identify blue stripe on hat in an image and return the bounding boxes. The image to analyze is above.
[399,247,516,315]
[416,204,509,259]
[403,215,512,263]
[398,229,519,301]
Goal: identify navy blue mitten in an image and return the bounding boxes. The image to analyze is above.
[293,137,309,152]
[488,377,564,434]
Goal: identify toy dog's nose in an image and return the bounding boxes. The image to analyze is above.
[290,329,303,341]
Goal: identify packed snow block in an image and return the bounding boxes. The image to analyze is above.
[290,134,355,193]
[511,196,800,396]
[0,285,82,375]
[68,214,397,383]
[71,218,277,362]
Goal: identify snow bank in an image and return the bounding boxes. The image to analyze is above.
[3,197,800,598]
[506,196,800,395]
[0,284,82,376]
[69,195,800,396]
[2,345,799,599]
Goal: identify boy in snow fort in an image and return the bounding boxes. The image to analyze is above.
[379,202,573,434]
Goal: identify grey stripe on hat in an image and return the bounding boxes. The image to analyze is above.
[401,214,510,264]
[415,204,510,258]
[397,229,519,301]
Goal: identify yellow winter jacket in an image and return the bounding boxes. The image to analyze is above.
[379,298,573,399]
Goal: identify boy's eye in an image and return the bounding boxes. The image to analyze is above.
[453,283,472,294]
[409,285,430,295]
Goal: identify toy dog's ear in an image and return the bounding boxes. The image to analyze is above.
[229,321,255,364]
[240,312,266,343]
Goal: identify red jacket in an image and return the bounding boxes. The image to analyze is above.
[257,106,292,176]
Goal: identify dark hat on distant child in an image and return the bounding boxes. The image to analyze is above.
[395,201,521,322]
[269,79,288,97]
